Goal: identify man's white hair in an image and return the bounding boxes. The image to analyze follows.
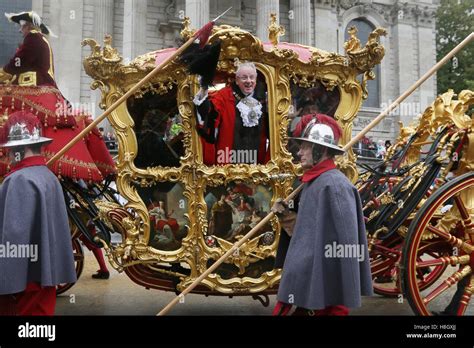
[236,62,257,76]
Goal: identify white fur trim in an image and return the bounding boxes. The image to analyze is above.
[193,90,208,106]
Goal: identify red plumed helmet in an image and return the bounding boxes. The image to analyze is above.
[293,113,342,141]
[291,113,344,154]
[314,114,342,141]
[0,111,52,148]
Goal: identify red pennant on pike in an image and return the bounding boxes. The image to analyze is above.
[193,7,232,48]
[194,21,214,49]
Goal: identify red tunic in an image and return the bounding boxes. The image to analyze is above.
[0,28,116,182]
[198,86,270,165]
[3,30,57,88]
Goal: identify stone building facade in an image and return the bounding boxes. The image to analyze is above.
[0,0,439,141]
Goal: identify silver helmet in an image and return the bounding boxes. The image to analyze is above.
[1,121,52,148]
[291,118,345,154]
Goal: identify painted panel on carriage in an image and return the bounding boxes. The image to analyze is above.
[127,87,184,169]
[135,182,188,251]
[203,181,275,279]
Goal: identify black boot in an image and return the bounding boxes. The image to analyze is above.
[92,270,110,279]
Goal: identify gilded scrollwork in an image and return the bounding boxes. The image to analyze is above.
[268,13,285,46]
[344,26,387,75]
[82,17,385,295]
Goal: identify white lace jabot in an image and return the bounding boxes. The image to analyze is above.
[236,96,262,127]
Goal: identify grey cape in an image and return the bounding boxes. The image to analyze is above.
[276,169,373,310]
[0,165,77,295]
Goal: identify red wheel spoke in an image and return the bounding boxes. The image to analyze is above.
[426,225,473,253]
[454,195,470,220]
[416,254,470,268]
[457,276,474,316]
[416,267,427,281]
[423,266,472,305]
[373,244,402,256]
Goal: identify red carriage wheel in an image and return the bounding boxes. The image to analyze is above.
[371,235,448,297]
[371,235,403,297]
[56,236,84,295]
[402,172,474,315]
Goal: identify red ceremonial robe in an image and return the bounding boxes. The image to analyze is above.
[3,30,57,88]
[197,86,269,165]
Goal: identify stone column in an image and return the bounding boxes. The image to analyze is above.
[93,0,114,129]
[314,5,338,52]
[48,0,84,103]
[123,0,147,61]
[94,0,114,42]
[185,0,210,29]
[290,0,311,45]
[418,25,437,111]
[256,0,279,41]
[392,21,416,126]
[31,0,44,16]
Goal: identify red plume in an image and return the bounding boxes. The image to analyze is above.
[293,114,317,137]
[293,113,342,141]
[315,114,342,141]
[0,111,42,144]
[194,21,214,49]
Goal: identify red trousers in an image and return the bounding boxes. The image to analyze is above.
[272,301,349,316]
[294,305,349,316]
[0,282,56,316]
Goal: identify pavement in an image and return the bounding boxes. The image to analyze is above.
[55,249,467,316]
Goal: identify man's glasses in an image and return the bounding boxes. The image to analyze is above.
[236,75,257,81]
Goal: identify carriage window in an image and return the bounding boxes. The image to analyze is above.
[287,81,341,163]
[127,87,184,169]
[195,70,270,166]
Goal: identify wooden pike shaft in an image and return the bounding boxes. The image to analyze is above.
[157,32,474,316]
[344,32,473,151]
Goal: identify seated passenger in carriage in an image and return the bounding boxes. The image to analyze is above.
[0,111,77,315]
[191,60,270,165]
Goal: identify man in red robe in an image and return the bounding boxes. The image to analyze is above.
[2,11,57,87]
[193,62,269,165]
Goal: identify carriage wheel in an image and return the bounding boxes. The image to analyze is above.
[402,172,474,315]
[56,237,85,295]
[371,235,448,297]
[371,235,403,297]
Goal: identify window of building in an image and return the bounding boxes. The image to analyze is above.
[345,18,381,108]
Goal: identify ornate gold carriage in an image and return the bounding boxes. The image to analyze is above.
[358,88,474,315]
[82,17,385,296]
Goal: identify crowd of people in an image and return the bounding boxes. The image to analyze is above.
[354,137,392,159]
[99,127,118,151]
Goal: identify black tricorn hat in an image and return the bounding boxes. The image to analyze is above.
[5,11,55,37]
[179,40,222,88]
